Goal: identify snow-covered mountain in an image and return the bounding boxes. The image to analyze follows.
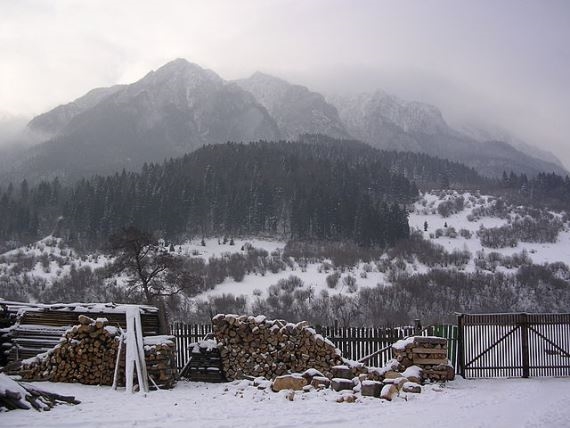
[332,91,449,137]
[235,72,349,140]
[27,85,126,136]
[329,91,567,177]
[4,59,566,182]
[11,59,280,180]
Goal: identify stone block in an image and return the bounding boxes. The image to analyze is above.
[331,365,353,379]
[380,384,398,401]
[402,382,422,393]
[331,378,354,392]
[360,380,382,397]
[311,376,331,389]
[272,374,307,392]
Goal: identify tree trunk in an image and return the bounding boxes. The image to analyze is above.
[157,299,170,335]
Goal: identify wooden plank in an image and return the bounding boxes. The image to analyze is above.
[413,358,449,365]
[412,347,449,354]
[521,314,530,378]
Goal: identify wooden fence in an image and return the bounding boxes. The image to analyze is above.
[458,313,570,378]
[317,324,458,369]
[170,321,458,371]
[170,322,214,371]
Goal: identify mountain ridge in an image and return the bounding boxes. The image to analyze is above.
[3,58,566,182]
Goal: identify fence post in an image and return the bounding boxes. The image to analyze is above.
[457,314,466,378]
[414,319,422,335]
[520,313,530,378]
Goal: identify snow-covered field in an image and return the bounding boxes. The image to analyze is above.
[3,377,570,427]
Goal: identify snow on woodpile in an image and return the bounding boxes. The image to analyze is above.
[212,314,344,380]
[9,301,160,315]
[392,336,454,381]
[2,302,162,364]
[18,315,176,389]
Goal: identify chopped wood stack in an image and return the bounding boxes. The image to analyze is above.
[391,336,455,381]
[179,339,226,382]
[19,315,121,385]
[143,336,177,389]
[17,315,177,389]
[212,314,343,380]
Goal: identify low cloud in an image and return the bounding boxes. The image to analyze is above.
[1,0,568,167]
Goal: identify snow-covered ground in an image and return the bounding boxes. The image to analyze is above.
[175,237,284,260]
[3,377,570,427]
[408,191,570,269]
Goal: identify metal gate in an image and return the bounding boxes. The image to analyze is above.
[458,313,570,378]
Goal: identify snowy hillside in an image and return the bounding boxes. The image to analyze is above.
[2,191,570,323]
[0,237,112,291]
[409,191,570,268]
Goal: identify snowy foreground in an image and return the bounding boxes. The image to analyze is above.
[3,378,570,428]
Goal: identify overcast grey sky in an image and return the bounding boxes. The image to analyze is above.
[1,0,569,165]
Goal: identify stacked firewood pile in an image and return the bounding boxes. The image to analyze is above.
[17,315,177,389]
[391,336,454,381]
[143,336,177,389]
[19,315,119,385]
[212,314,343,380]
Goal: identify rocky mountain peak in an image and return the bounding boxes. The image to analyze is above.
[236,72,349,140]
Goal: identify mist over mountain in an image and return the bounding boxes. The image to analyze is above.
[2,58,566,183]
[457,121,566,169]
[330,91,567,178]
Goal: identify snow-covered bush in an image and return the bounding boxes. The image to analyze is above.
[326,272,340,289]
[343,275,358,293]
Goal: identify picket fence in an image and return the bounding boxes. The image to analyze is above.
[169,321,458,371]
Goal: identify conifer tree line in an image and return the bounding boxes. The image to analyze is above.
[2,137,568,251]
[499,170,570,209]
[0,140,418,248]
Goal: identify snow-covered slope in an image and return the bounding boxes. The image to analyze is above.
[27,85,125,136]
[0,236,114,302]
[408,191,570,268]
[332,91,450,137]
[2,191,569,312]
[236,72,350,141]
